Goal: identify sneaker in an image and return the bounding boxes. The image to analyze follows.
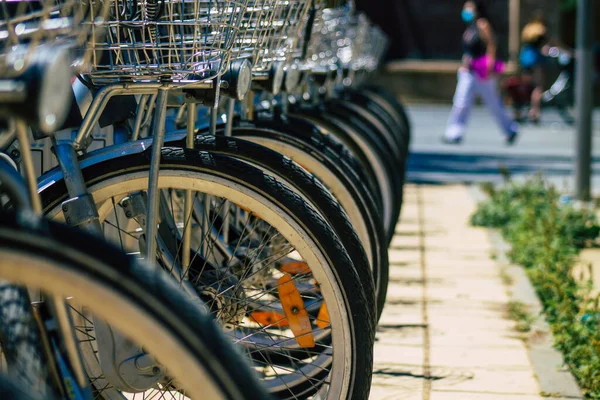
[505,130,519,146]
[441,136,462,145]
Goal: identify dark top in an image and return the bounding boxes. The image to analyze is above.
[463,23,487,58]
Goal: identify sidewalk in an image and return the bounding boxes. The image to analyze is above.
[405,105,600,193]
[370,184,545,400]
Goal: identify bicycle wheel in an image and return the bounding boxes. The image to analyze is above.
[39,147,376,399]
[0,211,270,399]
[219,126,389,320]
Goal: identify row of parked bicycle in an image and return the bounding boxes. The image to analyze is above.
[0,0,410,398]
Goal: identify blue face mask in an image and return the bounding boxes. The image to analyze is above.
[462,9,475,23]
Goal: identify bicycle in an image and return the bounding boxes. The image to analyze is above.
[25,1,379,398]
[0,1,273,398]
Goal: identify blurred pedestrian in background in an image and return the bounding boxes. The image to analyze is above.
[444,0,519,145]
[517,11,548,123]
[504,10,577,124]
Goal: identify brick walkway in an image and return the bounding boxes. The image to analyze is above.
[370,184,543,400]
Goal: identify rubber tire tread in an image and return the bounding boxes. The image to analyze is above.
[327,99,405,165]
[251,112,384,211]
[342,90,410,156]
[362,86,412,145]
[291,107,397,241]
[288,107,383,204]
[320,106,403,243]
[0,283,49,396]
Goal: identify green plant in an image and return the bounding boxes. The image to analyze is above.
[507,300,534,333]
[472,177,600,397]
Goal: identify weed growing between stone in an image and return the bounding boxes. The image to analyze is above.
[472,176,600,397]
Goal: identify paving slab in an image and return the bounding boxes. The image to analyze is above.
[431,368,540,395]
[428,345,532,369]
[429,391,542,400]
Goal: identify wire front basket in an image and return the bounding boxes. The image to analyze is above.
[85,0,249,85]
[304,6,388,75]
[0,0,106,77]
[303,5,348,73]
[247,0,311,74]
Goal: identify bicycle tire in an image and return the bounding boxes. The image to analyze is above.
[0,211,271,400]
[0,284,49,397]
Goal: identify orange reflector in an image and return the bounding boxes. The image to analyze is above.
[279,260,311,275]
[250,311,289,328]
[277,273,315,348]
[316,303,330,329]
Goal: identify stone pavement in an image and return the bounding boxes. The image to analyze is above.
[370,184,544,400]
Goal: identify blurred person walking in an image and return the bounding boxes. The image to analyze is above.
[518,11,549,123]
[444,0,519,145]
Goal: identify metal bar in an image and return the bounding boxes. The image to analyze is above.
[52,139,103,234]
[575,0,595,200]
[145,88,169,262]
[140,92,158,131]
[221,99,236,243]
[224,98,235,137]
[182,102,196,271]
[73,82,211,150]
[73,85,158,150]
[281,91,289,115]
[209,106,218,136]
[131,94,150,141]
[203,194,211,256]
[47,296,89,391]
[508,0,521,66]
[245,90,255,121]
[15,121,41,214]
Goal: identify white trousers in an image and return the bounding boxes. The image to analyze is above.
[445,69,519,140]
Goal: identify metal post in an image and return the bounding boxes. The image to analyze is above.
[15,121,41,214]
[182,102,196,272]
[224,98,235,137]
[575,0,595,200]
[145,88,169,262]
[209,106,218,136]
[508,0,520,67]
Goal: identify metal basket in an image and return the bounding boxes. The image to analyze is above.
[0,0,106,77]
[358,25,388,73]
[304,6,386,74]
[229,0,305,74]
[303,5,349,73]
[345,14,388,73]
[250,0,311,73]
[85,0,249,85]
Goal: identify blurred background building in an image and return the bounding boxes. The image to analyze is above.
[355,0,600,103]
